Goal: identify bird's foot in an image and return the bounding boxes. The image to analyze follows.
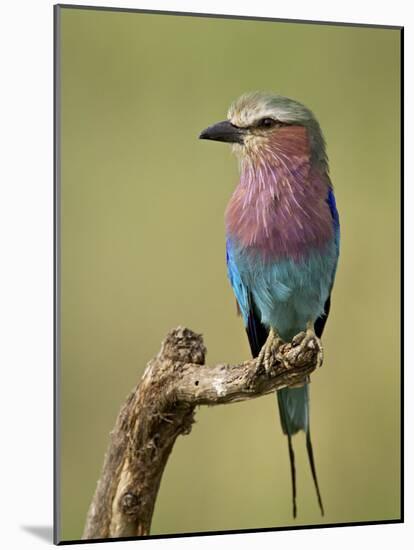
[289,323,324,369]
[256,328,284,376]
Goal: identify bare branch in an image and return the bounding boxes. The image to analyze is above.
[82,326,320,540]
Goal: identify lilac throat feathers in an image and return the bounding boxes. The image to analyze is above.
[225,126,333,261]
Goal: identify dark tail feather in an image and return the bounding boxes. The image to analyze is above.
[287,434,297,518]
[306,429,324,516]
[277,385,324,517]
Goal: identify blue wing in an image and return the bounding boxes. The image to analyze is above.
[314,187,340,337]
[226,238,249,324]
[226,238,270,357]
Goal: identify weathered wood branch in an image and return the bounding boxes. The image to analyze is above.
[82,326,321,540]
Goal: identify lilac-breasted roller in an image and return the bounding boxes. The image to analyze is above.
[199,92,340,517]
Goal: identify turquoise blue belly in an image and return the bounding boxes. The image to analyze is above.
[227,238,338,341]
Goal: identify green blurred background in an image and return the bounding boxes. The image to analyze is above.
[58,7,401,541]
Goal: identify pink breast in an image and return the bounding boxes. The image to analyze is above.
[225,129,333,261]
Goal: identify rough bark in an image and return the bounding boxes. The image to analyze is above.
[82,326,321,540]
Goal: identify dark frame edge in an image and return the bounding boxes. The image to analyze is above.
[399,26,404,524]
[53,3,62,546]
[58,519,403,546]
[54,3,403,30]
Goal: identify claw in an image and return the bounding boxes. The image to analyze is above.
[292,331,306,347]
[256,328,283,375]
[291,323,323,369]
[256,324,323,378]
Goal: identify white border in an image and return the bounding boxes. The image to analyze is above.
[0,1,410,549]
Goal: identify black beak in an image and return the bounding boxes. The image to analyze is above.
[199,120,246,144]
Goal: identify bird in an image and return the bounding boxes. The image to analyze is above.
[199,91,340,518]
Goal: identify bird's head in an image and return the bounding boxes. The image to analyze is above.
[199,91,327,168]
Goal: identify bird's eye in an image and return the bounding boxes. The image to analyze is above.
[258,118,276,128]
